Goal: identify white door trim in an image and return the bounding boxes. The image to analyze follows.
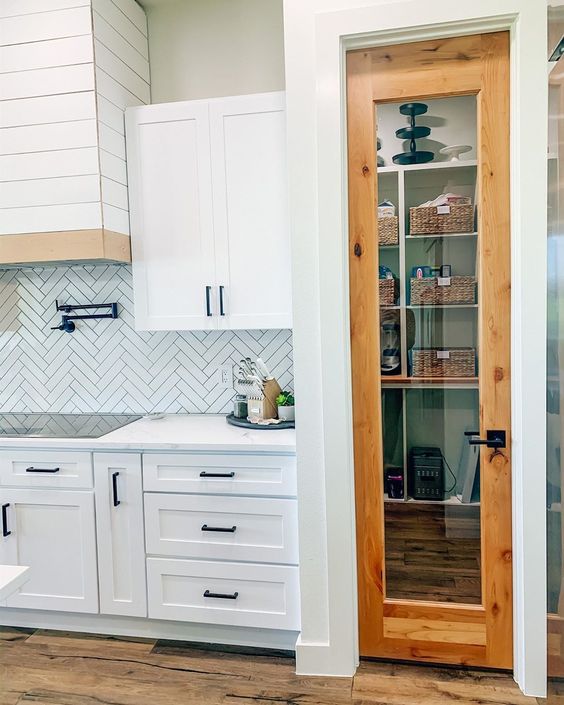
[284,0,547,696]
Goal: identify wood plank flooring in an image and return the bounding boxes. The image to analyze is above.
[0,626,550,704]
[384,503,482,604]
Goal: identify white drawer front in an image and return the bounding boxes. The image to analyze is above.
[0,450,93,489]
[147,557,300,631]
[144,494,298,564]
[142,453,297,496]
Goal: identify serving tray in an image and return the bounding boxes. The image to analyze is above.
[225,413,295,430]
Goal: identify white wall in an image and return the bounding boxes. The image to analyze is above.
[144,0,285,103]
[283,0,547,696]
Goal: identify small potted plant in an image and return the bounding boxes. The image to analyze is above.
[276,391,295,422]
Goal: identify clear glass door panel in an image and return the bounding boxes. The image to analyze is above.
[376,96,482,604]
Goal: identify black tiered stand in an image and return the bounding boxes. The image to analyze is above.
[392,103,434,165]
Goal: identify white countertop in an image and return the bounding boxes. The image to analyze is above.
[0,415,296,454]
[0,565,29,602]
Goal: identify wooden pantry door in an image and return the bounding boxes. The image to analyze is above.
[347,32,511,667]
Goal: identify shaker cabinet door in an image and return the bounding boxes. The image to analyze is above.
[0,488,98,613]
[210,92,292,330]
[126,101,217,331]
[94,453,146,617]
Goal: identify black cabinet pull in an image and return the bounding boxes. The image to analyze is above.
[205,286,212,317]
[203,589,238,600]
[2,503,10,538]
[26,466,60,473]
[201,524,236,533]
[219,286,225,316]
[199,471,235,478]
[112,471,120,507]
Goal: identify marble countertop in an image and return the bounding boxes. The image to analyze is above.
[0,415,296,454]
[0,565,29,602]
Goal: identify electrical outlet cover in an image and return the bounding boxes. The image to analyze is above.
[218,364,233,389]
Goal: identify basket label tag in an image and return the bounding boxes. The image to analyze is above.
[437,350,450,359]
[437,205,451,215]
[437,277,451,286]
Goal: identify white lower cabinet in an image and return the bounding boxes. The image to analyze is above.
[146,557,300,630]
[94,453,147,617]
[144,493,298,564]
[0,446,300,640]
[0,488,98,613]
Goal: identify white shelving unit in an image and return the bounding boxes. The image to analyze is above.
[379,156,480,505]
[378,157,479,387]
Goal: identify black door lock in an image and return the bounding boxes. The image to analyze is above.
[465,430,506,449]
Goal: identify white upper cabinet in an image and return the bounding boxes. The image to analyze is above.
[126,101,216,331]
[126,91,292,331]
[210,93,291,330]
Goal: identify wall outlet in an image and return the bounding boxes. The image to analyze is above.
[218,363,233,389]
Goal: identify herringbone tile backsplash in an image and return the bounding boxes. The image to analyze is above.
[0,266,293,414]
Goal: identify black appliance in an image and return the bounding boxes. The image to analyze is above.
[385,467,404,499]
[0,414,142,439]
[408,446,445,500]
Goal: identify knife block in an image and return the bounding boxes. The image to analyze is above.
[262,378,282,419]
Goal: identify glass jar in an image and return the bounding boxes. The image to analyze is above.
[233,394,248,419]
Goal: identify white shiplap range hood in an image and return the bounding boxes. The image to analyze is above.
[0,0,150,265]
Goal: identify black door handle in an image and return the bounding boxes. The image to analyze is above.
[112,471,120,507]
[203,589,239,600]
[199,471,235,478]
[219,286,225,316]
[26,466,60,473]
[467,430,506,449]
[201,524,236,533]
[205,286,212,317]
[2,503,10,537]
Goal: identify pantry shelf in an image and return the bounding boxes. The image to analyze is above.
[384,493,480,507]
[381,376,479,389]
[406,304,478,310]
[405,232,478,240]
[378,159,477,174]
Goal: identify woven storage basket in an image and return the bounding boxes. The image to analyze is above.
[412,348,476,378]
[410,276,476,305]
[378,216,399,246]
[409,204,474,235]
[379,278,397,306]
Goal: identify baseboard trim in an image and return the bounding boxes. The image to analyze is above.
[0,608,299,652]
[295,636,357,676]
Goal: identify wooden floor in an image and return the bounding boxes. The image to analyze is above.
[0,626,552,704]
[385,503,482,604]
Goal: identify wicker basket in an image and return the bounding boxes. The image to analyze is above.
[410,276,476,306]
[378,216,399,246]
[379,278,397,306]
[412,347,476,378]
[409,204,474,235]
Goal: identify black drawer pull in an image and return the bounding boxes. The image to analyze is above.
[112,471,120,507]
[2,503,10,537]
[201,524,237,533]
[203,589,239,600]
[199,471,235,478]
[26,466,60,473]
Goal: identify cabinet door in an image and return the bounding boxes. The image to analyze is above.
[210,92,292,330]
[126,101,217,331]
[94,453,146,617]
[0,489,98,613]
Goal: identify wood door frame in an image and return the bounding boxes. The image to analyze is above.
[347,32,512,668]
